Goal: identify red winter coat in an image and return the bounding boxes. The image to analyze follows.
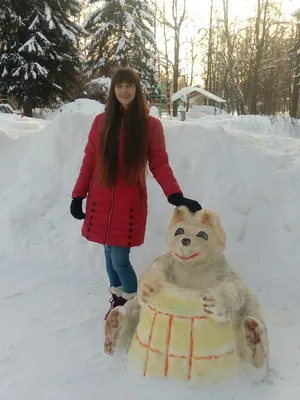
[72,111,182,247]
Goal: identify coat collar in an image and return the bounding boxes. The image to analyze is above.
[120,105,128,117]
[119,104,150,116]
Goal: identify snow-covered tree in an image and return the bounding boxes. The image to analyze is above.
[0,0,83,114]
[83,76,111,102]
[85,0,158,94]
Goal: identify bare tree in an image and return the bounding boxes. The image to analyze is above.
[222,0,246,114]
[206,0,214,97]
[249,0,269,114]
[290,10,300,118]
[151,0,187,116]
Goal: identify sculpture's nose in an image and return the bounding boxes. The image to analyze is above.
[181,238,191,246]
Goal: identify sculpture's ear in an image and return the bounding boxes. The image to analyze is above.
[197,208,221,227]
[169,206,190,228]
[196,208,226,252]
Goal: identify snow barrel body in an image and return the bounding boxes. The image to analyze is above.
[127,284,239,383]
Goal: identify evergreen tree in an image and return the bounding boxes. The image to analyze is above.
[85,0,158,94]
[0,0,83,113]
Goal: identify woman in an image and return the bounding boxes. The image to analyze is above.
[70,67,201,319]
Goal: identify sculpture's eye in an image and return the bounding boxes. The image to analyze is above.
[197,231,208,240]
[175,228,184,236]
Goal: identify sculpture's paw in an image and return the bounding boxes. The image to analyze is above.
[104,307,123,355]
[202,295,231,323]
[244,317,267,368]
[138,278,162,304]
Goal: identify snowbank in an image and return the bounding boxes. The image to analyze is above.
[0,114,49,138]
[198,114,300,138]
[46,98,105,120]
[0,110,300,399]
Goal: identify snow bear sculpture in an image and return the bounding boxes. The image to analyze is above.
[104,207,268,383]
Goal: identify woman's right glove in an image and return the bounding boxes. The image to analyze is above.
[70,197,86,220]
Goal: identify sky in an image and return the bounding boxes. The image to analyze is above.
[188,0,299,22]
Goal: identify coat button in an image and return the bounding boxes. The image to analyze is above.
[128,235,132,239]
[89,223,92,226]
[129,215,133,219]
[93,202,96,206]
[129,229,132,233]
[86,236,89,239]
[129,222,133,226]
[130,208,134,212]
[88,229,91,232]
[92,209,95,212]
[128,242,131,246]
[90,216,93,219]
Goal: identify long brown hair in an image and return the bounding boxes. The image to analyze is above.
[96,67,149,187]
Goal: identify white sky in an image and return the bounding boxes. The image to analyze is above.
[184,0,298,23]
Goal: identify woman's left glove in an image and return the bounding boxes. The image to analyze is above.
[168,193,202,213]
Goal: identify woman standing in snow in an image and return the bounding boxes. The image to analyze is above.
[70,67,201,319]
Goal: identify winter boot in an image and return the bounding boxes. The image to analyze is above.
[105,286,126,320]
[104,288,137,320]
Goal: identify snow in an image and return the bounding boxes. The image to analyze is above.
[150,105,159,117]
[0,114,49,138]
[1,106,300,399]
[46,99,105,120]
[116,33,126,58]
[95,21,116,37]
[88,76,111,90]
[84,77,111,100]
[1,66,8,77]
[36,32,52,46]
[45,4,55,30]
[172,86,226,103]
[13,63,49,80]
[124,11,134,31]
[18,37,44,55]
[28,15,40,31]
[58,22,77,43]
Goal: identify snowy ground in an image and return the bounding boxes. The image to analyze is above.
[1,102,300,399]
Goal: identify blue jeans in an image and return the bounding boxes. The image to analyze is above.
[104,245,138,294]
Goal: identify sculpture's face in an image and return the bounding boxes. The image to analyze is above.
[166,206,226,265]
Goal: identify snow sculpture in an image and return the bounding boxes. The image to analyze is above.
[104,206,268,383]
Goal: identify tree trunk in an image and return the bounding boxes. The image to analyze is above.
[222,0,246,114]
[172,0,186,117]
[290,20,300,118]
[23,98,33,117]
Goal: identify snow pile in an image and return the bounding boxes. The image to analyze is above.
[0,110,300,399]
[149,105,159,117]
[195,114,300,139]
[0,114,49,138]
[46,98,105,120]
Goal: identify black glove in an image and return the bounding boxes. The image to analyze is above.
[168,193,202,213]
[70,197,86,220]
